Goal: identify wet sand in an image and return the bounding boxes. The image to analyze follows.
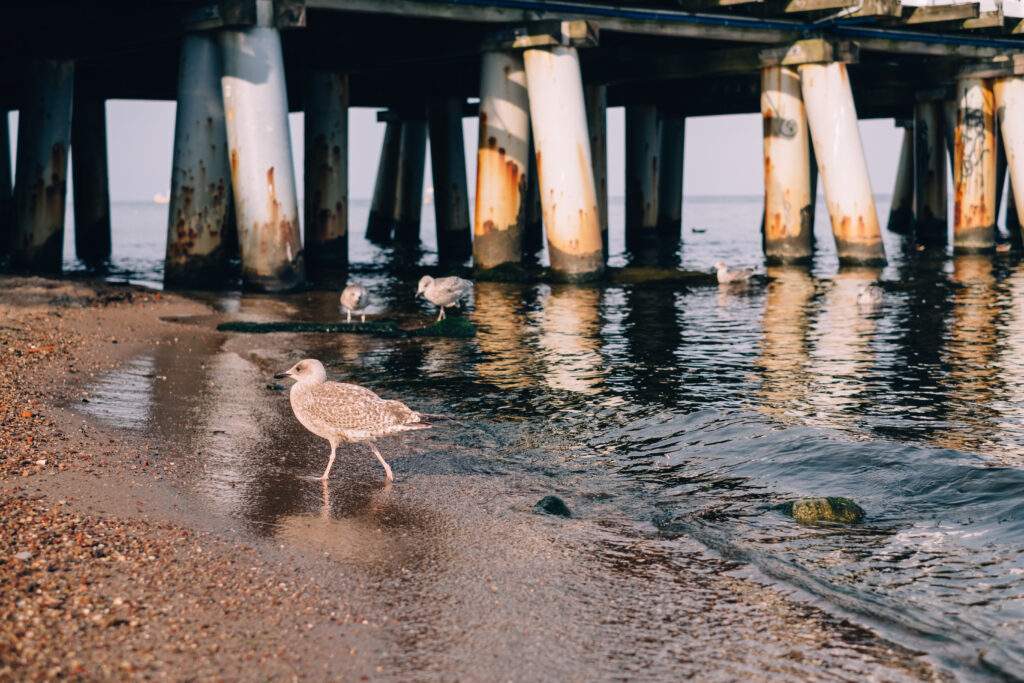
[0,275,948,681]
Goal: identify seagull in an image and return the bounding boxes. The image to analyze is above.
[340,284,370,323]
[856,282,883,306]
[416,275,473,321]
[274,359,431,482]
[715,261,754,284]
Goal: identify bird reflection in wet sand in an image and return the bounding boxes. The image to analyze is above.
[274,359,433,482]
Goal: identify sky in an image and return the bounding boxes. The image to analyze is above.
[7,101,904,203]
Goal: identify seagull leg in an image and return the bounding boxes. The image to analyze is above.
[369,442,393,482]
[437,307,446,322]
[346,310,352,324]
[361,313,365,323]
[321,442,337,481]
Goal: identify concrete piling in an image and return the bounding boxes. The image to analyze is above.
[625,104,659,256]
[11,59,75,272]
[474,50,530,272]
[165,33,235,288]
[392,118,427,246]
[887,125,914,236]
[995,76,1024,247]
[427,97,472,262]
[366,120,402,244]
[304,70,348,271]
[523,135,544,260]
[914,99,948,247]
[1,111,13,257]
[584,84,608,258]
[220,27,304,291]
[71,96,111,264]
[800,62,885,266]
[658,114,685,243]
[524,45,603,281]
[953,76,997,254]
[762,65,813,263]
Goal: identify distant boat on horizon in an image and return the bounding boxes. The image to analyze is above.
[153,192,169,204]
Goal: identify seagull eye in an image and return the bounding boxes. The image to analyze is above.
[296,364,303,371]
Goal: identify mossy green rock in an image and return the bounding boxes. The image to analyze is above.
[776,497,865,524]
[407,316,477,338]
[217,320,399,335]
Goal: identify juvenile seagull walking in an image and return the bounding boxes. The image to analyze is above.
[340,284,370,323]
[416,275,473,321]
[715,261,755,285]
[274,359,431,482]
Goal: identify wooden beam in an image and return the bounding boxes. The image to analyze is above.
[483,20,598,50]
[899,3,979,26]
[758,38,858,65]
[782,0,855,13]
[961,9,1003,29]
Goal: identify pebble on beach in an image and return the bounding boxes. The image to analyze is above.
[776,497,865,524]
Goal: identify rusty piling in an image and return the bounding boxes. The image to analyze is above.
[220,28,304,291]
[625,104,659,260]
[11,59,74,272]
[71,95,112,264]
[474,50,530,273]
[523,45,604,281]
[658,113,685,249]
[392,117,427,246]
[427,97,472,262]
[164,33,235,289]
[303,71,348,272]
[584,84,608,259]
[800,62,885,266]
[366,120,402,244]
[995,76,1024,248]
[762,65,813,263]
[914,99,948,247]
[523,134,544,260]
[887,125,914,236]
[953,76,997,254]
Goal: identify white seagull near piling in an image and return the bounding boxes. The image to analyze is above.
[416,275,473,321]
[274,359,431,482]
[715,261,754,284]
[340,284,370,323]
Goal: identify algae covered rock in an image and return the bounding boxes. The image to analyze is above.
[407,316,477,338]
[776,497,865,524]
[217,320,399,335]
[534,495,572,518]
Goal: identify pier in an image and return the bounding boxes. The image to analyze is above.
[3,0,1024,288]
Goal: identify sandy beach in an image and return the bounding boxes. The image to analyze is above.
[0,275,949,681]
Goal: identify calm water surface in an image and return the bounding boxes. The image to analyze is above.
[75,197,1024,679]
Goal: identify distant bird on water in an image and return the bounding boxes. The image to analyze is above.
[715,261,754,284]
[416,275,473,321]
[274,359,431,482]
[857,282,884,306]
[340,284,370,323]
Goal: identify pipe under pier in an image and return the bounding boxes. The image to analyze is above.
[3,0,1024,286]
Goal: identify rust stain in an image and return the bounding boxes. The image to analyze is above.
[230,149,239,178]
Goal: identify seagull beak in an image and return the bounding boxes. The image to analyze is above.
[273,371,291,379]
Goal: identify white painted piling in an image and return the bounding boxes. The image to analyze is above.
[11,59,74,272]
[995,76,1024,245]
[762,65,813,263]
[914,99,948,246]
[523,45,604,281]
[304,70,348,270]
[220,28,304,291]
[800,62,886,265]
[165,33,234,288]
[474,50,530,271]
[953,76,997,253]
[428,97,472,262]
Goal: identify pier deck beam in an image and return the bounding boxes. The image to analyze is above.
[164,33,234,289]
[995,75,1024,248]
[304,71,348,272]
[584,84,608,260]
[914,99,948,247]
[393,117,428,246]
[801,61,886,265]
[887,124,914,236]
[428,97,472,262]
[658,113,685,249]
[625,104,659,261]
[762,65,813,263]
[953,76,997,254]
[220,27,304,291]
[71,96,111,265]
[11,60,74,272]
[524,44,604,281]
[366,120,402,244]
[474,50,530,272]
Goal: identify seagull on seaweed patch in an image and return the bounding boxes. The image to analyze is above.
[714,261,754,285]
[340,284,370,323]
[274,359,432,482]
[416,275,473,322]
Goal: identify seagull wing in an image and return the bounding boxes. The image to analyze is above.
[434,277,473,302]
[297,382,428,436]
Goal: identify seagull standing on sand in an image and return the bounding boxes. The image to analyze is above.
[340,284,370,323]
[715,261,754,284]
[274,359,431,482]
[416,275,473,321]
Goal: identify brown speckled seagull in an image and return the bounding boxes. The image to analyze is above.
[274,359,431,482]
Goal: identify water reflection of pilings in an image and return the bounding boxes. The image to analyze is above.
[757,266,816,422]
[620,283,683,407]
[537,284,606,395]
[473,281,537,391]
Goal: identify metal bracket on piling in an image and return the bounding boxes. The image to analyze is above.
[482,20,599,51]
[758,38,859,67]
